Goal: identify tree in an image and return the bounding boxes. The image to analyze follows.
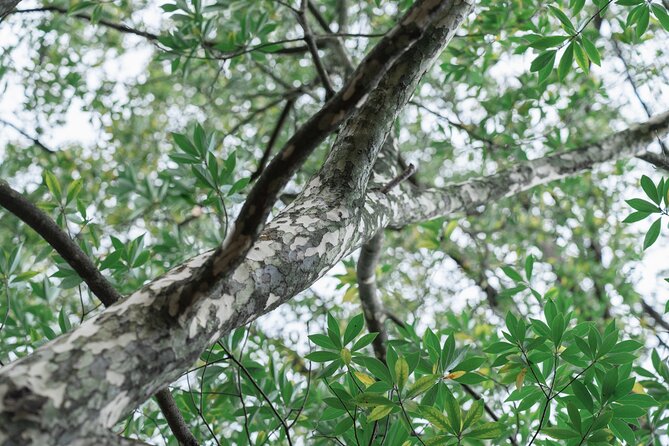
[1,0,669,444]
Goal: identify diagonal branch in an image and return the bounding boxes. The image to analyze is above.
[378,110,669,229]
[0,181,121,306]
[298,0,336,99]
[11,6,159,40]
[0,119,55,154]
[174,0,476,313]
[356,231,388,362]
[0,180,199,446]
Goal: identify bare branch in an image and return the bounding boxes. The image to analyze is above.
[356,231,388,362]
[250,98,296,182]
[0,119,55,154]
[0,180,121,306]
[298,0,336,99]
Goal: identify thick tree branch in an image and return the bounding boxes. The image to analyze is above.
[378,110,669,229]
[174,0,475,314]
[0,181,198,446]
[0,0,19,21]
[0,3,477,443]
[637,152,669,172]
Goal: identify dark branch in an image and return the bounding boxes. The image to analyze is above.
[12,6,160,41]
[299,0,336,99]
[380,163,416,194]
[356,231,388,362]
[0,180,199,446]
[250,98,296,182]
[0,119,55,154]
[0,180,121,306]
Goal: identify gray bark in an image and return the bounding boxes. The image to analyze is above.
[0,0,19,20]
[2,0,669,444]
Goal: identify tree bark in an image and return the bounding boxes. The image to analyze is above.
[0,0,19,20]
[2,1,669,443]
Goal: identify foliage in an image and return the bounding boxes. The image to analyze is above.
[1,0,669,444]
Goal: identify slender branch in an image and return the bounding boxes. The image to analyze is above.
[356,231,388,362]
[299,0,336,99]
[641,299,669,332]
[613,38,669,154]
[250,98,296,181]
[0,180,199,446]
[0,119,55,154]
[12,6,159,40]
[380,164,416,194]
[154,391,199,446]
[219,343,293,446]
[0,181,121,306]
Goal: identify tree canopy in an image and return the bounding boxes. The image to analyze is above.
[1,0,669,445]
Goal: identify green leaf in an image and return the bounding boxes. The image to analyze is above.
[530,50,557,73]
[466,422,503,439]
[44,171,62,202]
[352,332,378,351]
[305,351,340,363]
[543,427,581,439]
[623,211,650,223]
[652,4,669,31]
[529,35,569,49]
[573,42,589,74]
[626,198,661,212]
[418,405,452,433]
[343,314,364,345]
[572,380,593,412]
[643,218,662,250]
[524,255,534,281]
[610,418,636,445]
[641,175,660,204]
[636,6,650,37]
[581,36,601,66]
[548,5,576,32]
[405,374,438,399]
[353,392,394,408]
[558,43,574,81]
[367,404,394,421]
[453,356,485,372]
[395,356,409,391]
[308,334,337,350]
[462,400,484,431]
[327,313,342,348]
[443,387,461,434]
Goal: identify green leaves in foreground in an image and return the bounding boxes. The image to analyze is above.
[623,175,668,249]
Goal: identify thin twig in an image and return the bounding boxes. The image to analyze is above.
[250,98,296,181]
[380,163,416,194]
[0,119,55,154]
